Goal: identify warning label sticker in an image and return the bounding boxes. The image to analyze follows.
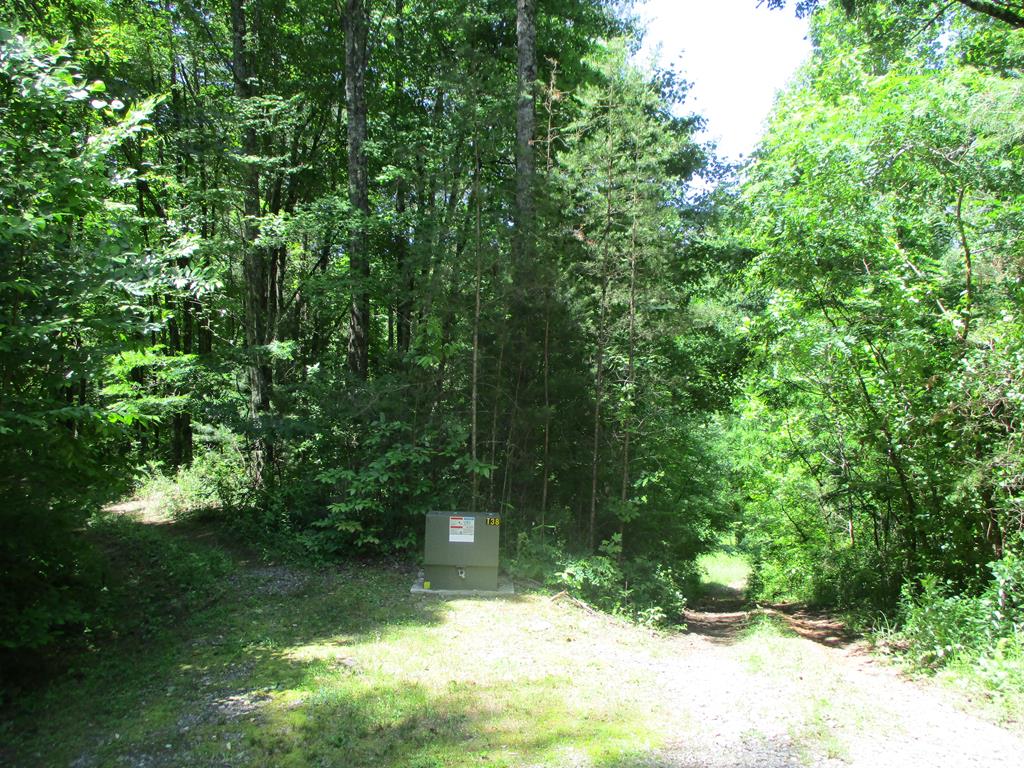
[449,515,475,543]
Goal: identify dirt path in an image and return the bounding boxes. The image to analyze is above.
[8,505,1022,768]
[637,587,1024,768]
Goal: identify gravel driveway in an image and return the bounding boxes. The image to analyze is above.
[631,595,1024,768]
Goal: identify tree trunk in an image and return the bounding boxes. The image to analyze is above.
[501,363,524,512]
[513,0,537,271]
[171,292,195,467]
[394,0,413,357]
[231,0,274,485]
[589,292,607,552]
[540,302,550,533]
[471,143,482,512]
[955,186,973,342]
[488,336,505,509]
[539,61,558,535]
[345,0,371,379]
[958,0,1024,28]
[589,142,615,551]
[620,211,637,532]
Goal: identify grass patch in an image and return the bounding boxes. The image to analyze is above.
[738,610,790,641]
[732,611,880,764]
[736,611,795,675]
[87,512,236,636]
[698,550,751,589]
[696,548,751,602]
[1,511,676,767]
[930,657,1024,729]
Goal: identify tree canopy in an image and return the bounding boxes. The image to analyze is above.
[1,0,737,648]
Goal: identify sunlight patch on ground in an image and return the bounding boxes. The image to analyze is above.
[279,638,354,663]
[734,613,891,762]
[697,549,751,593]
[240,592,672,767]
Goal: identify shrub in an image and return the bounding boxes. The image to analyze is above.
[975,637,1024,698]
[136,442,248,521]
[990,550,1024,639]
[0,28,157,653]
[550,535,691,627]
[898,548,1024,696]
[899,574,990,667]
[506,530,565,583]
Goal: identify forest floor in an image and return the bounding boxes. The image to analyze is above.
[2,503,1023,768]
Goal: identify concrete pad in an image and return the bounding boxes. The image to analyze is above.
[410,576,515,597]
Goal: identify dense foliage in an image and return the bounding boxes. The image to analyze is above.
[0,27,172,648]
[0,0,739,650]
[4,0,1023,696]
[733,3,1024,620]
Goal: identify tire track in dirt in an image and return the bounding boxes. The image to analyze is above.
[640,587,1024,768]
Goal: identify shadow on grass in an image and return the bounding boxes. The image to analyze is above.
[0,512,451,767]
[3,513,659,768]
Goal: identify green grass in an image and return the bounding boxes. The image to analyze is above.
[10,512,1016,767]
[0,510,676,768]
[733,612,878,763]
[696,549,751,597]
[895,639,1024,729]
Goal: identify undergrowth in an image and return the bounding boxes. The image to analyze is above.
[507,531,698,627]
[136,453,707,629]
[890,550,1024,720]
[135,439,249,521]
[0,511,234,702]
[134,449,315,564]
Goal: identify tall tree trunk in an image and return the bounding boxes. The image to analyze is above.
[488,336,506,509]
[471,143,482,512]
[513,0,537,271]
[231,0,274,484]
[620,210,637,537]
[198,161,215,357]
[589,283,608,552]
[501,363,524,512]
[394,0,413,357]
[589,144,615,551]
[539,60,558,535]
[168,55,194,468]
[500,0,536,527]
[540,302,550,533]
[955,186,973,342]
[171,289,195,467]
[345,0,371,379]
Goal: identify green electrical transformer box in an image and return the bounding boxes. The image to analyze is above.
[423,511,500,590]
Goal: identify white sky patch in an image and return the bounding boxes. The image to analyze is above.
[635,0,812,162]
